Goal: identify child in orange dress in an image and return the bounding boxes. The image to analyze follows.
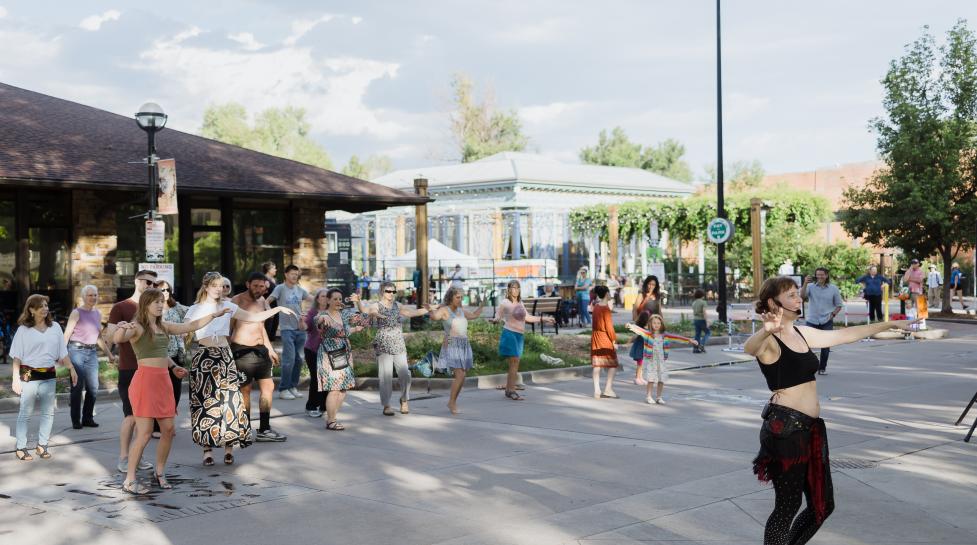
[590,286,618,398]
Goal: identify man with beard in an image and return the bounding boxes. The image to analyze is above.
[230,272,286,442]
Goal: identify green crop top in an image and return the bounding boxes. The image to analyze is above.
[132,328,170,360]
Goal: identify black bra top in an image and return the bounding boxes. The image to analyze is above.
[759,326,819,391]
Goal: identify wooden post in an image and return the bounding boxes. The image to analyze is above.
[414,178,429,307]
[395,216,406,289]
[608,205,619,277]
[750,198,762,294]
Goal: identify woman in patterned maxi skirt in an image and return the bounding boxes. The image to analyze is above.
[183,272,296,466]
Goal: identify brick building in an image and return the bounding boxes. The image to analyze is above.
[0,83,427,321]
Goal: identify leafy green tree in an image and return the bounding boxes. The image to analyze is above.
[579,127,643,167]
[796,242,872,299]
[840,20,977,312]
[200,103,333,170]
[342,154,393,180]
[449,73,529,162]
[643,139,694,182]
[200,103,251,147]
[579,127,693,182]
[702,159,765,190]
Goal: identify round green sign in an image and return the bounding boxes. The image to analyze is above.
[707,217,733,244]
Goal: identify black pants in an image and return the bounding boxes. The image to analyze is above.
[865,294,883,322]
[765,460,835,544]
[153,367,183,433]
[304,348,326,412]
[805,321,832,371]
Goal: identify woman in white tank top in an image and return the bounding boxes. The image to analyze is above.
[429,287,485,414]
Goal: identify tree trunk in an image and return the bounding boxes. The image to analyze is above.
[941,249,954,313]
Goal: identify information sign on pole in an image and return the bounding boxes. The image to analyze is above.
[707,217,734,244]
[145,217,165,262]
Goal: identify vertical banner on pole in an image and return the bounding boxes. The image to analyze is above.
[157,158,178,215]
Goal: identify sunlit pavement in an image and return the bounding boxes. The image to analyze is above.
[1,323,975,545]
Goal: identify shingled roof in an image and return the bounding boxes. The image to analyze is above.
[0,82,428,212]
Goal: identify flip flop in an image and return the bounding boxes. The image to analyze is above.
[122,479,150,495]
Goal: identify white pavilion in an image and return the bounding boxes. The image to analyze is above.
[340,152,695,282]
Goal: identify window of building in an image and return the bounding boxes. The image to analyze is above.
[23,192,72,320]
[232,208,289,285]
[0,199,14,294]
[191,208,221,287]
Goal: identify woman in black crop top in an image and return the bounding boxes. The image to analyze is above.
[744,276,914,545]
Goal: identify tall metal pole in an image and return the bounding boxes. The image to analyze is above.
[716,0,728,322]
[147,129,157,215]
[414,178,430,307]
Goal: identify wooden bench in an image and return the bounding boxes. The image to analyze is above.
[525,297,561,335]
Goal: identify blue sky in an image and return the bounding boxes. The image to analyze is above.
[1,1,975,178]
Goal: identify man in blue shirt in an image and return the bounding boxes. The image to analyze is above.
[950,262,967,309]
[801,267,843,374]
[856,265,891,322]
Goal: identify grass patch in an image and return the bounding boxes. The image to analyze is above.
[354,321,588,377]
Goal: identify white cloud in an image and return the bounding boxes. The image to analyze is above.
[227,31,264,51]
[0,6,8,19]
[0,29,60,67]
[351,16,363,25]
[520,101,589,125]
[283,14,334,46]
[136,27,404,138]
[79,9,121,31]
[727,93,770,120]
[495,18,574,44]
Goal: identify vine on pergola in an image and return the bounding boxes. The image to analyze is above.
[569,189,830,246]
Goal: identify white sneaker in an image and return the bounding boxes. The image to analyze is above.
[289,387,303,398]
[646,396,655,404]
[656,398,666,405]
[279,390,296,400]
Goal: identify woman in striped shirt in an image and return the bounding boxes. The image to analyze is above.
[626,314,697,404]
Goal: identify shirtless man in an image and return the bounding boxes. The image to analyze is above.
[230,272,286,442]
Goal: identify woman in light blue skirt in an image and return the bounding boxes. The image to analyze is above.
[429,287,485,414]
[493,280,554,401]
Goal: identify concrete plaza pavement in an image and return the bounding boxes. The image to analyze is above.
[1,323,976,544]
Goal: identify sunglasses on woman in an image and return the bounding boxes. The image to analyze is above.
[383,289,396,294]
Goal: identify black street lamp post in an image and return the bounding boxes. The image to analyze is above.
[134,102,168,217]
[715,0,728,323]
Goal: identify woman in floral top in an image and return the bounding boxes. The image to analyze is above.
[315,289,371,430]
[357,282,429,416]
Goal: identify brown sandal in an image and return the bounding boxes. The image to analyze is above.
[35,445,52,459]
[326,421,346,431]
[15,448,33,461]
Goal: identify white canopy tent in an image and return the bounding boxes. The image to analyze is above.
[384,239,481,269]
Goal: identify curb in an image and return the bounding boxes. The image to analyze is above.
[0,354,752,412]
[925,317,977,325]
